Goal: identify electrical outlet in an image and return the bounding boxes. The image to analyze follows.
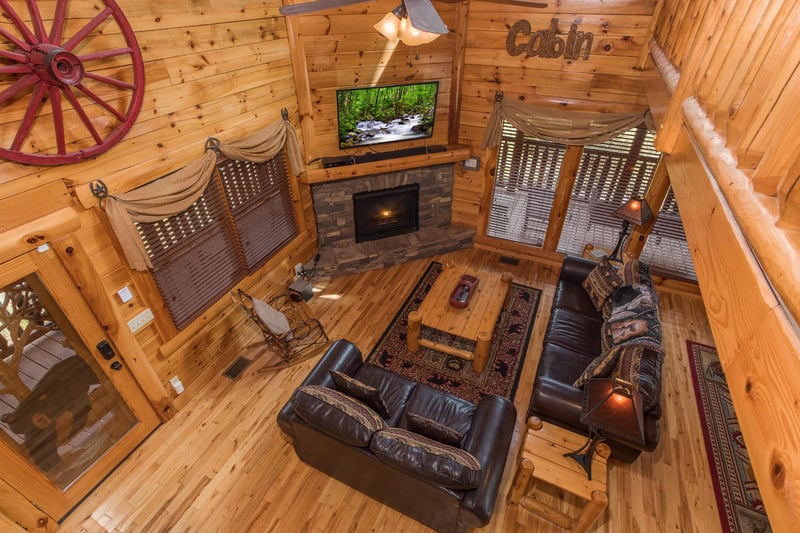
[127,308,154,333]
[169,375,185,395]
[294,262,304,277]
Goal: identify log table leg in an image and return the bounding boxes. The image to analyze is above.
[407,311,421,352]
[573,490,609,533]
[507,457,534,507]
[473,331,491,373]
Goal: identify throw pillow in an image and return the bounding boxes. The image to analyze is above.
[291,385,386,447]
[330,370,390,419]
[606,285,662,349]
[369,428,482,490]
[612,344,665,414]
[581,256,623,311]
[252,297,291,336]
[406,412,464,447]
[573,344,626,388]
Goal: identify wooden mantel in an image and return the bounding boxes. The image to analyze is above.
[300,145,471,184]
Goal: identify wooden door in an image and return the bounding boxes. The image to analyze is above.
[0,246,159,524]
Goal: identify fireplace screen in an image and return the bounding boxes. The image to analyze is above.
[353,184,420,242]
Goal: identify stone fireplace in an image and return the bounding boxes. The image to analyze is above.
[311,164,475,277]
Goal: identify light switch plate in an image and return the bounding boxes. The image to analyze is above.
[117,286,133,303]
[127,308,154,333]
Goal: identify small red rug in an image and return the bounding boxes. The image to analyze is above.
[367,262,540,404]
[687,340,772,533]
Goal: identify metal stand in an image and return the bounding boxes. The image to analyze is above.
[608,220,632,262]
[564,430,605,480]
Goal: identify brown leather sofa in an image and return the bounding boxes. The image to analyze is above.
[278,339,516,533]
[529,256,664,463]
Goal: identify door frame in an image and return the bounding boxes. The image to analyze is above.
[0,247,160,521]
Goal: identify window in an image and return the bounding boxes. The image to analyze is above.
[488,121,697,279]
[136,151,299,329]
[487,122,566,246]
[557,125,660,255]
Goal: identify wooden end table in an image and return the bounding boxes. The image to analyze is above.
[406,265,512,374]
[507,417,610,533]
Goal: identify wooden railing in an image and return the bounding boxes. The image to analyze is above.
[645,1,800,531]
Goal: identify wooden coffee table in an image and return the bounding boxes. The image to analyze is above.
[406,265,512,373]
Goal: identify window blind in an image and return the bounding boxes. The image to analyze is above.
[487,122,566,247]
[557,125,660,254]
[136,151,299,330]
[641,188,696,280]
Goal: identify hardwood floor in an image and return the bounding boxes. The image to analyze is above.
[59,247,721,532]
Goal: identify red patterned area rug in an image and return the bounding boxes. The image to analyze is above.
[367,262,541,404]
[687,341,772,533]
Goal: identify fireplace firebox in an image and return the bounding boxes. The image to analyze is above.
[353,184,420,243]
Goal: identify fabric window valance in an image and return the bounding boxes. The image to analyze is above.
[105,115,303,271]
[481,98,653,149]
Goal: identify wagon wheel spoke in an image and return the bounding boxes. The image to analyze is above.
[0,0,145,165]
[49,0,69,45]
[12,82,47,151]
[0,0,38,45]
[63,7,114,52]
[49,87,66,154]
[25,0,48,43]
[75,83,127,122]
[61,87,103,144]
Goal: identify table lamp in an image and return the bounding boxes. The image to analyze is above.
[565,377,645,480]
[608,197,654,262]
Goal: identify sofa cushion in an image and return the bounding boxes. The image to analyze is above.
[402,383,476,440]
[353,363,417,428]
[552,280,601,318]
[612,344,665,415]
[292,385,386,447]
[581,256,622,311]
[543,308,602,356]
[406,412,464,447]
[370,428,482,490]
[330,370,390,418]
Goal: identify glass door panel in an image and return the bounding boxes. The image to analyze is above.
[0,275,137,490]
[0,249,159,521]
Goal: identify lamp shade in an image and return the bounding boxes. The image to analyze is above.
[374,8,403,44]
[580,377,645,446]
[613,197,654,226]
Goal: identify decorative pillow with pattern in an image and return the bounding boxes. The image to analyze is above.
[292,385,386,447]
[369,427,482,490]
[406,412,464,447]
[611,343,665,414]
[581,256,623,311]
[330,370,390,418]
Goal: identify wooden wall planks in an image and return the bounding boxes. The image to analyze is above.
[454,0,657,227]
[0,0,315,409]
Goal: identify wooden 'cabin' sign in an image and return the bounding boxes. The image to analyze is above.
[507,18,593,60]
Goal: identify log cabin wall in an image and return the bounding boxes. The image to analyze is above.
[0,0,315,410]
[456,0,658,232]
[644,0,800,530]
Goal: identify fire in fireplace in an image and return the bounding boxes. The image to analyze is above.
[352,183,420,242]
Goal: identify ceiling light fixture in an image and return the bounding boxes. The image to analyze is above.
[374,2,447,46]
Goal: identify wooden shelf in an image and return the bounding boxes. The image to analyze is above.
[300,145,471,184]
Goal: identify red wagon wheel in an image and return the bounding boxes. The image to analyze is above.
[0,0,145,165]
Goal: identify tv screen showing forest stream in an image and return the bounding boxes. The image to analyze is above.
[336,82,439,149]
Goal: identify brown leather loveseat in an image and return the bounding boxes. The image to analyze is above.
[529,255,665,463]
[278,339,516,533]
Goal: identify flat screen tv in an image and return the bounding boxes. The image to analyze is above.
[336,81,439,149]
